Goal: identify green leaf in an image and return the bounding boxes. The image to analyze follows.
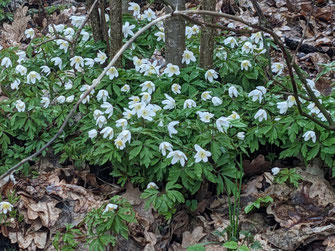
[187,244,206,251]
[194,164,203,179]
[224,241,238,249]
[238,245,250,251]
[307,144,320,161]
[322,138,335,147]
[129,145,143,160]
[322,147,335,154]
[211,141,221,162]
[244,204,254,214]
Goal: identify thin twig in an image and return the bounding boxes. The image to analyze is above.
[180,14,254,34]
[250,0,267,27]
[70,0,100,57]
[291,1,314,64]
[33,36,73,49]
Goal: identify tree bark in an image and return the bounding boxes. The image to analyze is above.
[164,0,186,67]
[122,0,131,14]
[199,0,216,69]
[87,0,103,42]
[109,0,123,67]
[100,0,111,56]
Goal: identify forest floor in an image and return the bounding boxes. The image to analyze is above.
[0,0,335,250]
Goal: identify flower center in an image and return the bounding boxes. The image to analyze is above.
[2,204,10,210]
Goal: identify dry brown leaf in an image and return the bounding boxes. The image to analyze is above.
[265,169,335,230]
[122,183,142,206]
[143,231,157,251]
[1,5,30,47]
[181,226,207,249]
[243,154,272,176]
[8,231,48,249]
[265,224,335,250]
[9,168,106,250]
[242,175,265,196]
[21,196,62,227]
[308,52,330,72]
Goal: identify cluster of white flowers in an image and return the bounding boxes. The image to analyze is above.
[128,2,156,21]
[248,86,267,103]
[159,141,211,167]
[70,15,86,28]
[276,95,296,114]
[5,14,329,195]
[219,33,268,67]
[185,25,200,39]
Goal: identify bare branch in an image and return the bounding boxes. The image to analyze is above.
[70,0,100,57]
[291,1,315,64]
[180,14,253,34]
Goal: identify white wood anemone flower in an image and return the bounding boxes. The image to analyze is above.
[159,142,173,156]
[103,203,118,214]
[194,144,211,163]
[303,130,316,143]
[167,150,187,167]
[147,182,159,189]
[0,202,13,214]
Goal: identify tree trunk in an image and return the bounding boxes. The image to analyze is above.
[199,0,216,69]
[100,0,111,56]
[109,0,123,67]
[122,0,131,14]
[87,0,103,42]
[164,0,186,67]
